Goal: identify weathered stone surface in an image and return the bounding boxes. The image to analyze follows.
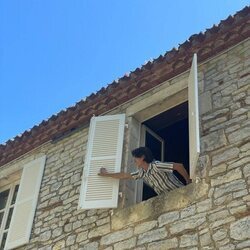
[209,164,227,177]
[114,237,136,250]
[180,233,198,247]
[100,228,133,246]
[134,220,157,234]
[52,240,65,250]
[201,130,227,152]
[236,239,250,249]
[212,228,227,241]
[200,232,212,246]
[88,224,110,239]
[212,147,240,166]
[213,179,247,198]
[76,231,88,243]
[147,238,178,250]
[230,216,250,240]
[158,211,179,227]
[200,91,212,115]
[169,213,206,234]
[228,156,250,170]
[228,126,250,144]
[40,230,51,241]
[180,205,196,218]
[66,235,76,246]
[52,227,62,238]
[81,242,98,250]
[243,164,250,178]
[211,216,235,229]
[211,168,242,186]
[202,108,229,121]
[196,199,212,212]
[208,210,229,222]
[137,228,167,245]
[204,117,227,131]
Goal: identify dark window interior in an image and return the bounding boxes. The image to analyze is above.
[142,101,189,201]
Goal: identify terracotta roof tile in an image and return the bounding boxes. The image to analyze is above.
[1,6,250,167]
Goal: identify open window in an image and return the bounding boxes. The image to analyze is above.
[140,102,189,200]
[137,54,200,201]
[78,54,200,208]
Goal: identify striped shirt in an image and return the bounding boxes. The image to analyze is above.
[131,161,184,195]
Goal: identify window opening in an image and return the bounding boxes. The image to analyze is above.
[0,183,19,250]
[142,101,189,200]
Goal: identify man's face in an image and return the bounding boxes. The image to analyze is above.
[133,156,145,168]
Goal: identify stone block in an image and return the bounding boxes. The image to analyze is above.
[169,213,206,234]
[201,130,227,152]
[88,224,110,239]
[221,84,237,96]
[81,242,99,250]
[209,164,227,177]
[66,235,76,246]
[228,126,250,144]
[210,168,242,186]
[230,216,250,240]
[134,220,157,234]
[137,228,167,245]
[210,216,235,229]
[212,147,239,166]
[213,179,246,199]
[180,233,198,247]
[100,228,133,246]
[200,91,212,115]
[200,232,212,246]
[76,231,88,243]
[212,228,227,241]
[196,199,212,213]
[180,205,196,218]
[158,211,179,227]
[202,108,229,121]
[114,237,136,250]
[147,238,178,250]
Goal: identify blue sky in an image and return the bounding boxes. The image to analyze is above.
[0,1,249,144]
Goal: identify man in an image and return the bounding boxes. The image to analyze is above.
[98,147,191,195]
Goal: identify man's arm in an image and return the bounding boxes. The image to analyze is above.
[98,168,133,180]
[173,163,192,184]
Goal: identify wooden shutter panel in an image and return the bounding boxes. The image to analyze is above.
[5,156,46,250]
[79,114,125,209]
[188,54,200,179]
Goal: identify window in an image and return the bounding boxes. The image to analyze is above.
[78,54,200,208]
[0,182,19,250]
[140,102,189,200]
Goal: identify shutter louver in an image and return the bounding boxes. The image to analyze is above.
[188,54,200,179]
[5,156,46,250]
[79,114,125,209]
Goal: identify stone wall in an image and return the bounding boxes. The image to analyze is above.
[3,38,250,249]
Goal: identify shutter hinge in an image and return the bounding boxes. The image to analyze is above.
[125,124,129,128]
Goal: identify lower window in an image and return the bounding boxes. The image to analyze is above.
[0,183,19,250]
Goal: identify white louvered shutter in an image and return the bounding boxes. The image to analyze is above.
[79,114,125,209]
[188,54,200,179]
[5,156,46,250]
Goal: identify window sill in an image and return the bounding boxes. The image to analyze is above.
[111,181,209,230]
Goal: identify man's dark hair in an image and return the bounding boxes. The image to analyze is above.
[131,147,154,163]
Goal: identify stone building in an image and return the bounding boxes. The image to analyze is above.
[0,6,249,250]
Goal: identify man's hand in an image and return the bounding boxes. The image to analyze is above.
[98,167,108,176]
[98,168,133,179]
